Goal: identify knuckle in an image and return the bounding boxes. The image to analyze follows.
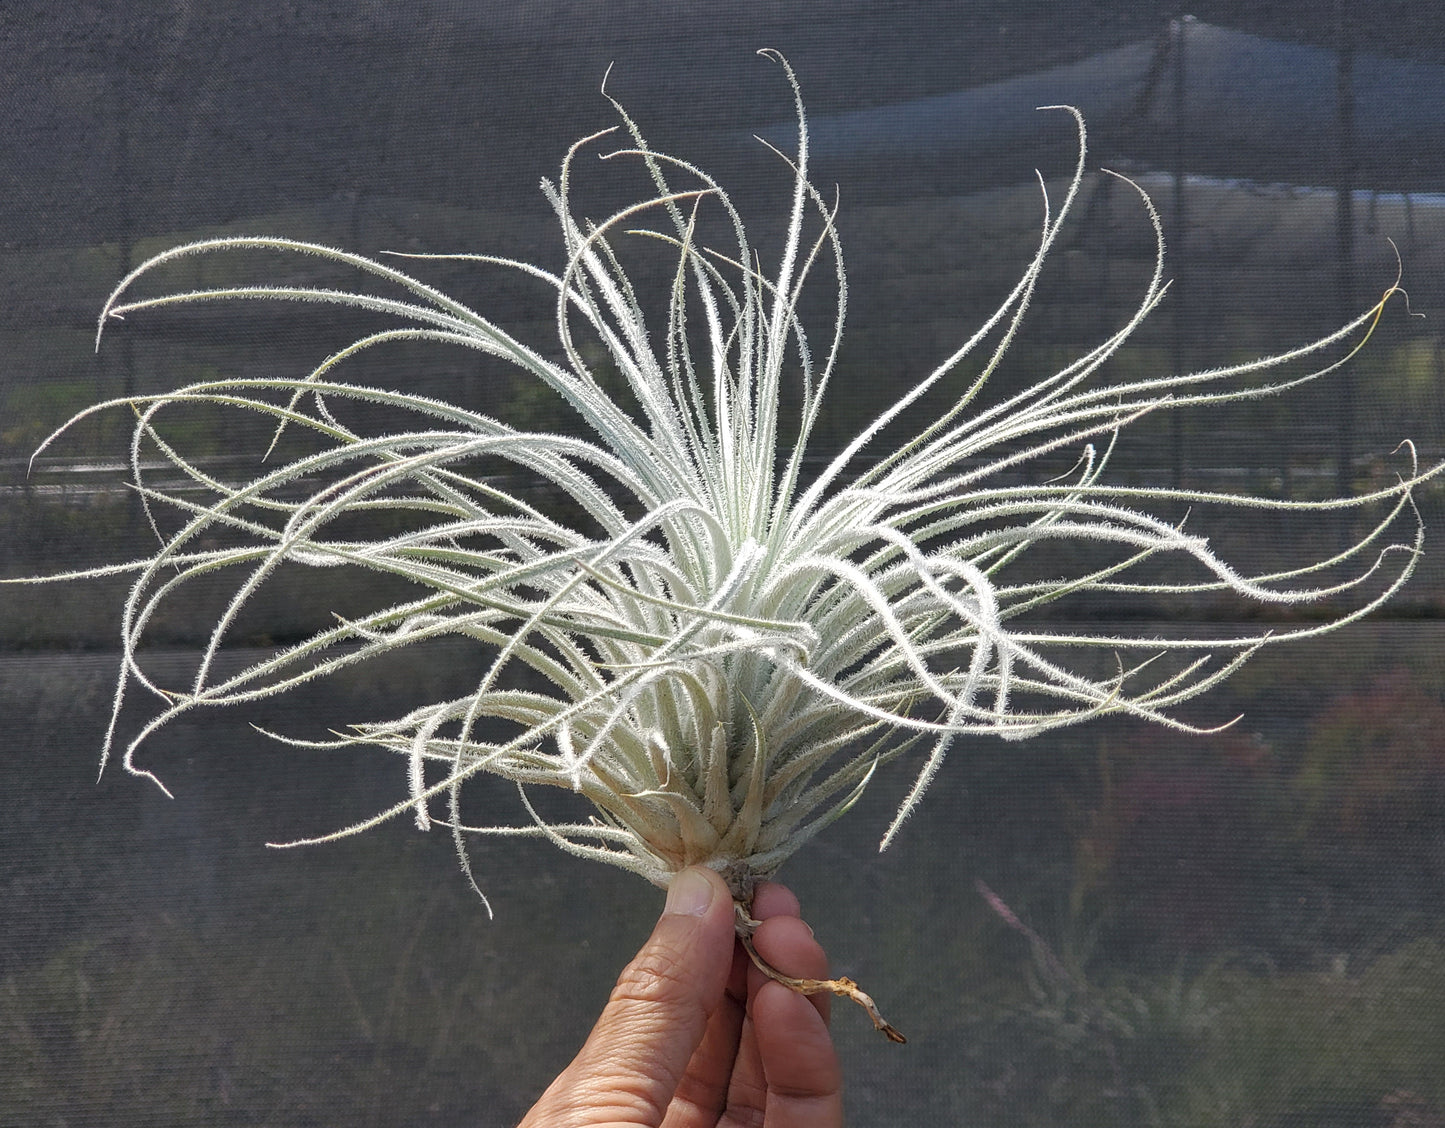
[610,941,693,1009]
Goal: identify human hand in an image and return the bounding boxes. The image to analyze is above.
[516,865,843,1127]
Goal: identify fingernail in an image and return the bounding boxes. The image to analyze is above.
[665,867,716,917]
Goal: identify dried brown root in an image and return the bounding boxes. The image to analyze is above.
[734,901,906,1044]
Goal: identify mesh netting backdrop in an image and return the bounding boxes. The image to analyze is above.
[3,3,1444,1124]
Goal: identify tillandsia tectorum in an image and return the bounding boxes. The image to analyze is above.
[17,52,1441,1039]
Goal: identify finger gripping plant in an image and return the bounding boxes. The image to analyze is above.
[24,52,1438,1038]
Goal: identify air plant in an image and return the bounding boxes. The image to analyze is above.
[16,52,1438,1039]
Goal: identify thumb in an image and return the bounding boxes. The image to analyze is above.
[521,865,738,1126]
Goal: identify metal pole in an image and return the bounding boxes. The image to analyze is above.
[1334,0,1357,502]
[1170,17,1189,489]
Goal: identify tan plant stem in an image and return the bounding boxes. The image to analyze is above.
[733,901,906,1044]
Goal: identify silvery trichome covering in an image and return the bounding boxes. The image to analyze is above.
[21,52,1439,1034]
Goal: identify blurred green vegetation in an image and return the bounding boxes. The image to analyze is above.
[0,847,633,1128]
[3,576,1444,1125]
[6,654,1445,1127]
